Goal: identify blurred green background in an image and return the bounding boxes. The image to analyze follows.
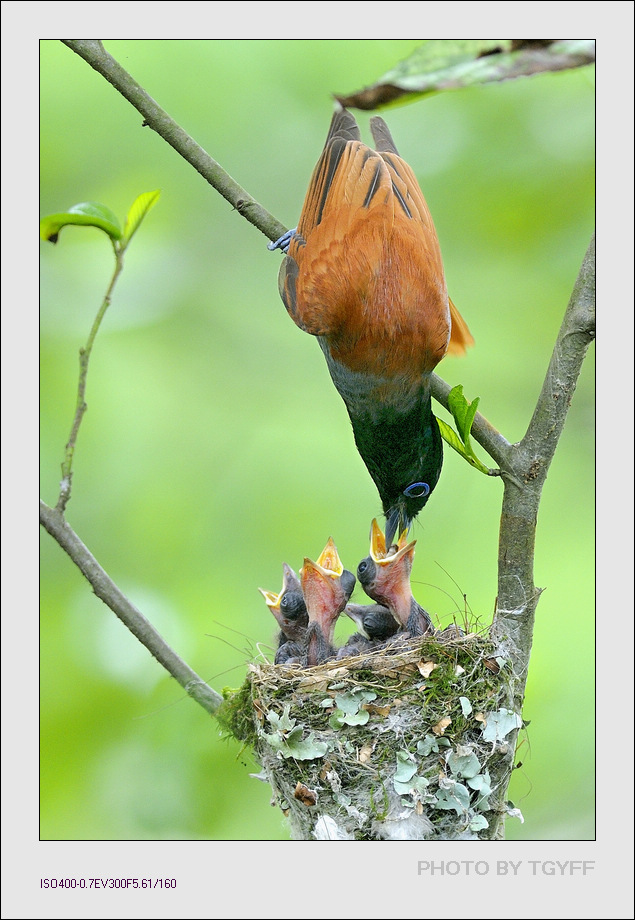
[40,40,594,840]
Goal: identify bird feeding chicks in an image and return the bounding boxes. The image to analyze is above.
[261,111,473,666]
[259,520,438,668]
[270,108,473,549]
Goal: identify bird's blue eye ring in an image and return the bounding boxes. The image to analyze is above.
[403,482,430,499]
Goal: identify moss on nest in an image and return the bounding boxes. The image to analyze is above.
[219,631,523,840]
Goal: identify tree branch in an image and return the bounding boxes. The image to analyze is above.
[40,500,224,716]
[61,40,286,244]
[430,373,514,470]
[495,232,595,645]
[478,233,595,839]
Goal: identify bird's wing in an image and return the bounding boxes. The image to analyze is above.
[281,117,440,331]
[370,118,474,356]
[279,136,398,337]
[279,111,472,369]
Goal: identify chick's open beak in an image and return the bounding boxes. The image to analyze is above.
[258,586,280,609]
[369,518,416,564]
[259,563,302,607]
[315,536,344,575]
[259,564,306,636]
[301,538,354,640]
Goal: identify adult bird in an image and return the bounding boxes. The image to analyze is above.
[300,537,356,666]
[271,107,473,547]
[357,519,435,638]
[259,563,308,664]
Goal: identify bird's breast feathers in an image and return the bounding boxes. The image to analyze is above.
[319,341,430,418]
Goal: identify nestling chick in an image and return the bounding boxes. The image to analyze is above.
[357,519,435,637]
[301,538,356,666]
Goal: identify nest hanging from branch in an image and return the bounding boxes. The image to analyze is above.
[218,630,525,840]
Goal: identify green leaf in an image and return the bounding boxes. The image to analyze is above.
[334,689,376,715]
[438,386,491,475]
[330,689,376,725]
[328,710,346,730]
[266,704,295,732]
[342,710,370,726]
[467,771,492,797]
[40,201,122,244]
[416,734,450,755]
[122,189,161,246]
[280,731,329,761]
[284,725,305,745]
[395,775,429,796]
[448,385,478,445]
[262,719,328,759]
[459,696,473,716]
[336,40,595,110]
[329,707,370,727]
[417,735,439,756]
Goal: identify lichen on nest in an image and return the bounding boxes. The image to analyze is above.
[218,630,524,840]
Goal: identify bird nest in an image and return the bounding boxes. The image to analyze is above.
[218,630,524,840]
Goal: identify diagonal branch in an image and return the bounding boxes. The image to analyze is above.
[430,373,513,470]
[40,500,224,716]
[62,40,286,244]
[63,39,511,468]
[517,233,596,479]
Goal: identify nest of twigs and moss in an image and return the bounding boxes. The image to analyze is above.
[217,631,523,840]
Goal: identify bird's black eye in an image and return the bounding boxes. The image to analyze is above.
[403,481,430,499]
[357,558,376,585]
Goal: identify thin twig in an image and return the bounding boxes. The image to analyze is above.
[430,373,513,469]
[57,241,124,513]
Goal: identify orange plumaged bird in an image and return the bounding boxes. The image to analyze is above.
[270,108,473,546]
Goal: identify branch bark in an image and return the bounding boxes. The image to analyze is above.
[493,233,595,657]
[482,234,595,838]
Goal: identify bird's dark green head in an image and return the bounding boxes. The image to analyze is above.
[351,396,443,549]
[384,478,435,549]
